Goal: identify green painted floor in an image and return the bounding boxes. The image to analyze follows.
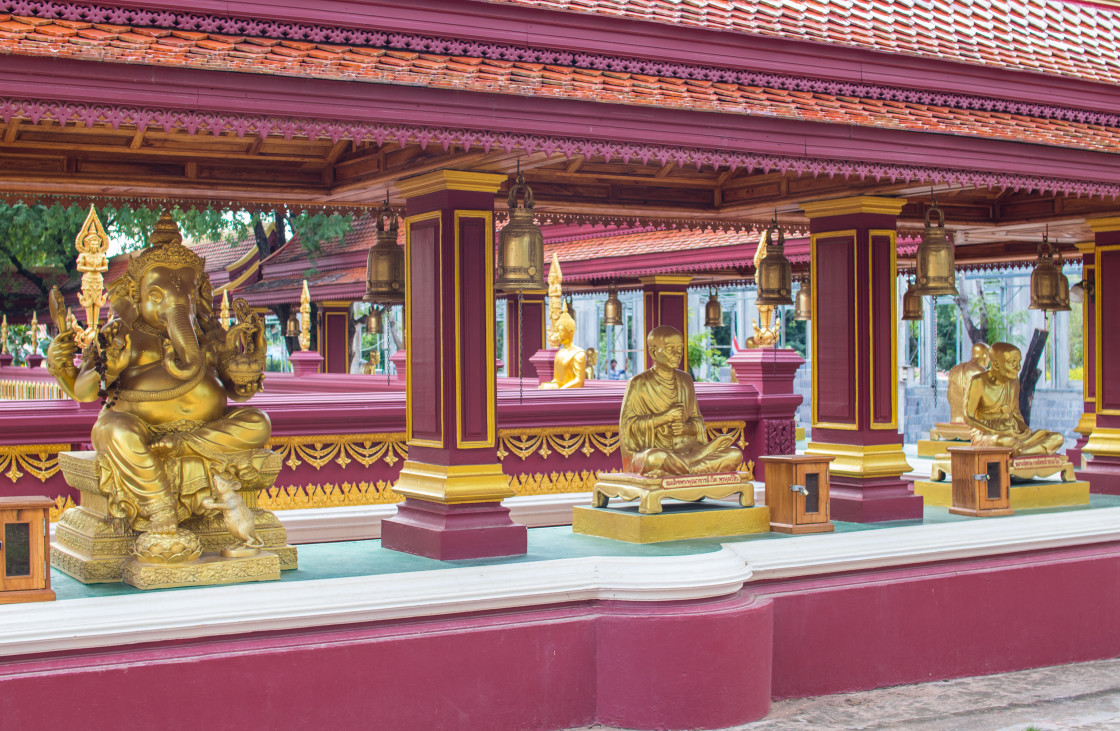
[49,493,1120,602]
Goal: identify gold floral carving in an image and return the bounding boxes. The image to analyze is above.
[49,495,78,522]
[258,481,402,511]
[268,433,409,471]
[0,443,69,483]
[496,421,747,461]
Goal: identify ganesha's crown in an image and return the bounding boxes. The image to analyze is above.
[126,211,205,281]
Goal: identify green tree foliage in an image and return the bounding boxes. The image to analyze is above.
[0,202,352,313]
[783,316,807,357]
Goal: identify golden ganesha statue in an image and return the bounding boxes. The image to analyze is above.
[46,212,293,584]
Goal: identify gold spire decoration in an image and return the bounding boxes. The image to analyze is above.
[29,310,38,358]
[299,279,311,352]
[546,253,563,348]
[74,205,110,347]
[220,290,230,329]
[1,314,8,354]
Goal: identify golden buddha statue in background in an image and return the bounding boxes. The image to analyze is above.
[46,212,272,564]
[964,342,1063,456]
[539,310,586,389]
[929,342,990,442]
[620,325,742,476]
[585,347,598,380]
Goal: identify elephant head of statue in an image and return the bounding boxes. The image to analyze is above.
[110,211,214,382]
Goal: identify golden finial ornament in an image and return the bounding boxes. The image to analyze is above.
[299,279,311,352]
[74,205,110,347]
[220,291,230,329]
[1,314,8,354]
[546,253,564,348]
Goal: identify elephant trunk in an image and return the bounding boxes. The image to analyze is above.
[162,305,203,381]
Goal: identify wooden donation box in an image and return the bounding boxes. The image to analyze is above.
[947,445,1013,517]
[761,455,834,534]
[0,496,55,604]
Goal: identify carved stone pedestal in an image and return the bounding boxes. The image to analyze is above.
[122,551,281,590]
[51,450,297,586]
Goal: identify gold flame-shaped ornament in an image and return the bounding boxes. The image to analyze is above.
[73,205,110,347]
[299,279,312,352]
[220,291,230,329]
[1,314,8,354]
[546,253,564,348]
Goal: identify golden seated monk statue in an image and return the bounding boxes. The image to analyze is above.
[46,212,292,582]
[929,342,1073,484]
[964,342,1064,456]
[621,326,743,476]
[591,325,750,514]
[539,311,586,389]
[929,343,991,442]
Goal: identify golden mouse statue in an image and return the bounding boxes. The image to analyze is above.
[46,212,272,564]
[620,325,743,476]
[964,342,1063,456]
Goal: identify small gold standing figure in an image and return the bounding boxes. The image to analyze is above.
[201,466,264,557]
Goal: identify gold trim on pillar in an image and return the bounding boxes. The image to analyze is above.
[395,170,506,198]
[405,209,444,449]
[810,229,859,430]
[869,229,898,430]
[1084,427,1120,457]
[1088,217,1120,234]
[638,275,694,286]
[454,210,497,449]
[804,442,912,478]
[1075,411,1097,437]
[801,196,907,218]
[392,460,515,504]
[1077,242,1095,405]
[1094,244,1120,416]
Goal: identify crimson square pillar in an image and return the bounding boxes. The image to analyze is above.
[1079,218,1120,494]
[505,292,547,379]
[381,170,527,559]
[1070,241,1097,470]
[800,196,922,522]
[316,301,351,374]
[641,275,691,369]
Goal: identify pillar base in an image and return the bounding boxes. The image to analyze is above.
[806,441,922,522]
[529,348,557,387]
[381,499,527,560]
[25,353,43,368]
[1079,455,1120,495]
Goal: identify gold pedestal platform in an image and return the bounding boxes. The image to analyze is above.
[930,453,1077,483]
[914,479,1089,510]
[591,472,753,514]
[52,451,297,585]
[573,503,770,544]
[917,438,969,458]
[122,551,281,590]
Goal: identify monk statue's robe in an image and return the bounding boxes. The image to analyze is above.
[620,366,742,477]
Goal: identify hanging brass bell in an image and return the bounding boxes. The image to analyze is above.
[755,224,793,306]
[794,277,812,321]
[704,287,722,328]
[367,306,383,334]
[495,170,545,293]
[363,199,405,305]
[914,201,958,297]
[603,287,623,326]
[901,278,924,321]
[1050,252,1071,312]
[285,312,299,337]
[1029,236,1063,311]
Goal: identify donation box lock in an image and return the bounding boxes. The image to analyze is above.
[761,454,835,534]
[947,446,1013,518]
[0,496,55,604]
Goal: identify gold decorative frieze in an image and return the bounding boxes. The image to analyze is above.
[268,433,409,470]
[0,443,69,483]
[258,481,402,511]
[497,421,746,461]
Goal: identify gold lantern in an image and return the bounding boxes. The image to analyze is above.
[794,277,812,321]
[285,312,299,337]
[914,200,958,297]
[755,224,793,306]
[1029,233,1062,311]
[901,278,923,321]
[495,168,545,293]
[603,287,623,326]
[367,306,383,334]
[363,198,405,304]
[704,286,722,328]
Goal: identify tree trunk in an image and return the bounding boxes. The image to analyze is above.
[953,278,988,346]
[1019,328,1049,426]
